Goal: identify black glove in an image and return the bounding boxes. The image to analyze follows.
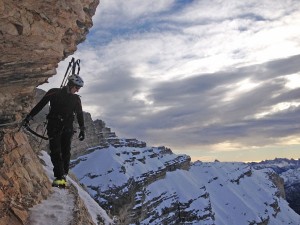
[22,115,32,127]
[78,130,85,141]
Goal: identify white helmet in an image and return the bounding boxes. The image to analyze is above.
[68,74,84,87]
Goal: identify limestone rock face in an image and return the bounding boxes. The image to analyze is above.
[0,0,99,224]
[69,181,96,225]
[268,172,286,199]
[251,159,300,215]
[72,112,100,158]
[0,131,51,225]
[0,0,99,124]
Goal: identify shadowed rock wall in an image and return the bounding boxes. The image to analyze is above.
[0,0,99,224]
[0,0,99,123]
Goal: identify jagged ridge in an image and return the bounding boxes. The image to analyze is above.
[71,145,300,225]
[252,158,300,216]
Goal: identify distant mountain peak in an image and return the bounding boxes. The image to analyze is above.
[71,145,300,225]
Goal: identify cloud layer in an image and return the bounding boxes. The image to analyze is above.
[41,0,300,161]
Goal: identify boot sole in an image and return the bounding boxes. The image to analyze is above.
[52,183,68,189]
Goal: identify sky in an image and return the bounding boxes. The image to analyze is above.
[40,0,300,162]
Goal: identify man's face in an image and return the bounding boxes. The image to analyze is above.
[70,86,81,94]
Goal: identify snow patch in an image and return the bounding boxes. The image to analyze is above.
[28,151,113,225]
[28,188,74,225]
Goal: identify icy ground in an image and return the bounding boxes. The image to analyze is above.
[28,188,74,225]
[27,151,113,225]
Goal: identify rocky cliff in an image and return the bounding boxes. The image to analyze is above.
[252,158,300,215]
[71,145,192,224]
[0,0,99,224]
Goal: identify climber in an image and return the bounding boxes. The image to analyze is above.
[23,74,85,188]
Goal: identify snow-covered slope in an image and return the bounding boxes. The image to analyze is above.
[71,146,300,225]
[251,158,300,174]
[282,167,300,187]
[281,168,300,213]
[72,146,189,192]
[252,158,300,216]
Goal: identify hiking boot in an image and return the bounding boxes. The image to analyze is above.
[52,177,67,188]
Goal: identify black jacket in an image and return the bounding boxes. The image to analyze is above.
[29,87,84,130]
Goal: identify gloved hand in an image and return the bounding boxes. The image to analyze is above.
[22,115,33,127]
[78,129,85,141]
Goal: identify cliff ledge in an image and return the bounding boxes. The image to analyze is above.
[0,0,99,224]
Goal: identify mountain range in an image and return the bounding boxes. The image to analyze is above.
[70,139,300,225]
[251,158,300,216]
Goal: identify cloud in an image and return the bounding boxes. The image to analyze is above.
[39,0,300,160]
[75,51,300,150]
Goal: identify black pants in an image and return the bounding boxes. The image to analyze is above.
[47,119,73,179]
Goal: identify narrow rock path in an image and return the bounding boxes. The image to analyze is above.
[27,151,113,225]
[28,188,74,225]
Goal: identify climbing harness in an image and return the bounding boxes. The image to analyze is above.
[0,119,48,140]
[18,118,48,140]
[23,124,49,140]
